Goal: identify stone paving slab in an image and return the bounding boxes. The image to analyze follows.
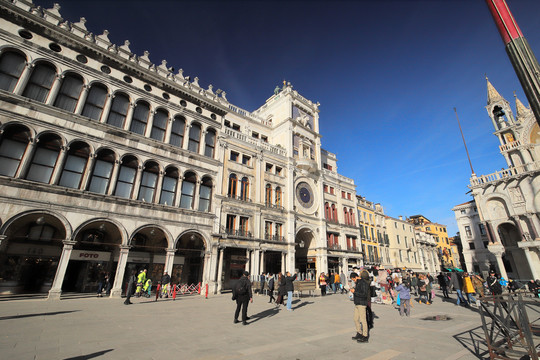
[0,291,490,359]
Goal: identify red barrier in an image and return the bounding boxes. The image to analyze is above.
[155,284,160,301]
[205,283,209,299]
[172,285,177,300]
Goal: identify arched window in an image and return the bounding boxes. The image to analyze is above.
[228,173,237,197]
[159,167,178,206]
[0,124,31,177]
[265,184,272,205]
[350,209,355,226]
[198,176,212,212]
[114,155,138,198]
[22,62,56,102]
[331,204,337,222]
[130,101,150,135]
[240,177,249,201]
[179,171,197,209]
[138,161,159,202]
[106,92,129,128]
[87,149,115,194]
[150,109,168,141]
[275,187,282,206]
[344,207,349,225]
[25,133,62,183]
[53,73,83,112]
[0,51,26,92]
[58,141,90,189]
[204,128,216,157]
[169,115,185,148]
[188,123,201,153]
[81,83,108,121]
[325,202,330,220]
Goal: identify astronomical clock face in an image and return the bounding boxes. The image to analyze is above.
[296,182,314,208]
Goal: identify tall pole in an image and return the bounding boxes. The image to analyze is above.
[485,0,540,126]
[454,108,475,176]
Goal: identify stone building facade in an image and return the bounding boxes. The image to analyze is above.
[0,1,361,298]
[385,216,422,272]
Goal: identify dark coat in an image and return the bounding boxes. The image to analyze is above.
[285,274,297,292]
[450,272,463,290]
[232,276,253,300]
[353,278,370,306]
[268,277,275,291]
[278,277,286,296]
[126,274,137,295]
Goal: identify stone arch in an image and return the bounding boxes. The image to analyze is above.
[72,217,128,246]
[1,209,72,240]
[295,225,317,276]
[173,230,208,284]
[485,196,512,221]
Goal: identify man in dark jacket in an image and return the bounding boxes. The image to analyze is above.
[233,271,253,325]
[161,271,171,298]
[450,271,467,306]
[124,269,137,305]
[285,271,297,311]
[350,271,370,343]
[487,270,503,295]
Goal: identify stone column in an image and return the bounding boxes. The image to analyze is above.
[260,250,265,274]
[193,180,201,211]
[48,239,76,300]
[245,249,251,273]
[164,117,174,144]
[74,84,90,115]
[217,247,225,293]
[15,138,36,179]
[110,245,131,298]
[512,216,525,239]
[80,153,96,191]
[199,129,207,156]
[123,102,136,131]
[99,93,113,123]
[526,214,540,239]
[131,165,144,200]
[183,124,191,151]
[164,248,176,275]
[13,62,33,95]
[253,249,260,276]
[522,247,540,279]
[45,73,63,106]
[107,160,121,195]
[281,252,286,273]
[154,171,165,204]
[144,110,156,138]
[50,145,68,185]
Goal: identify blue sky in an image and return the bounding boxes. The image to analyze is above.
[36,0,540,235]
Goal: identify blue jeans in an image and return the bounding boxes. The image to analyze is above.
[456,289,467,305]
[466,293,477,304]
[287,291,293,310]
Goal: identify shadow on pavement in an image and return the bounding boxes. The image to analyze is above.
[292,301,313,310]
[0,310,80,321]
[248,307,280,323]
[64,349,114,359]
[453,324,490,360]
[0,293,48,301]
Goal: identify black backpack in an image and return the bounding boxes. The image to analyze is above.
[236,279,248,295]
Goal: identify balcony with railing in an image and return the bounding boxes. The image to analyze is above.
[470,161,540,187]
[264,234,286,242]
[347,246,360,253]
[327,244,342,250]
[226,194,252,202]
[224,128,286,156]
[224,228,253,239]
[264,202,285,211]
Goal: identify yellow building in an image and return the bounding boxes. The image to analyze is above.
[408,215,454,269]
[357,196,389,268]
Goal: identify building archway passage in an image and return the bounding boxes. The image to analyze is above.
[175,232,205,285]
[295,228,315,277]
[262,250,282,275]
[0,213,66,293]
[63,221,122,293]
[498,223,532,279]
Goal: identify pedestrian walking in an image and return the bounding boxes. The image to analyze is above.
[350,270,370,343]
[232,271,253,325]
[437,272,449,298]
[319,272,327,296]
[394,279,411,317]
[462,272,477,306]
[487,270,503,295]
[276,273,285,306]
[97,271,105,297]
[259,272,266,295]
[161,271,171,298]
[285,271,297,311]
[418,274,429,304]
[267,273,276,303]
[135,269,147,297]
[334,272,341,294]
[328,272,335,294]
[124,269,137,305]
[340,271,347,294]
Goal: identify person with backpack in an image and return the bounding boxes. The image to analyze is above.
[267,273,275,303]
[232,271,253,325]
[350,270,371,343]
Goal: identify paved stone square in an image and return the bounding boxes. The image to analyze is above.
[0,290,489,360]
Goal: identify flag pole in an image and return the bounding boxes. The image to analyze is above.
[454,108,475,176]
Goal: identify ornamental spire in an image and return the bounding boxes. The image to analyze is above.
[486,76,505,105]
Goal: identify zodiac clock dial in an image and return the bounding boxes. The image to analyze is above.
[296,182,314,208]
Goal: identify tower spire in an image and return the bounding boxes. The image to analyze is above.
[485,0,540,126]
[486,75,505,104]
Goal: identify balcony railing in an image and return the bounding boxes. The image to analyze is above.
[327,244,342,250]
[264,234,285,242]
[347,246,360,252]
[227,194,252,202]
[264,202,285,211]
[225,229,253,238]
[470,161,540,187]
[326,218,339,224]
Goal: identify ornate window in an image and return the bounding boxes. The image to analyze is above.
[331,204,337,222]
[188,123,201,153]
[58,141,90,189]
[25,133,62,183]
[325,202,330,220]
[0,51,26,92]
[150,109,168,141]
[22,62,56,102]
[87,149,115,194]
[53,73,83,112]
[275,187,282,206]
[0,124,30,177]
[169,116,185,148]
[130,101,150,135]
[179,171,197,209]
[228,173,237,197]
[240,177,249,201]
[265,184,272,205]
[204,128,216,157]
[106,92,130,128]
[138,161,159,202]
[81,83,108,121]
[198,176,212,212]
[159,167,179,206]
[114,155,138,198]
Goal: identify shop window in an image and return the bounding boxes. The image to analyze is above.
[114,155,138,198]
[170,115,185,148]
[179,171,197,209]
[150,109,168,141]
[130,101,150,135]
[240,177,249,201]
[22,61,56,103]
[159,167,178,206]
[58,141,90,189]
[53,73,83,112]
[106,92,130,128]
[0,51,26,92]
[228,173,237,197]
[188,123,201,153]
[198,176,212,212]
[81,83,108,121]
[25,133,62,184]
[0,124,30,177]
[138,161,159,202]
[87,149,115,194]
[204,128,216,158]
